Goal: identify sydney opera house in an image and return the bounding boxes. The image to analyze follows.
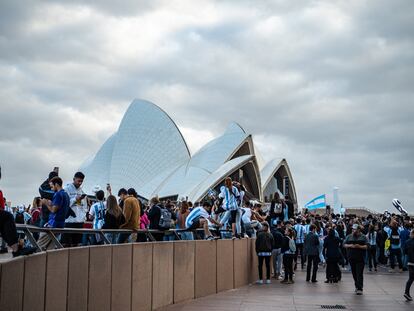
[80,99,297,208]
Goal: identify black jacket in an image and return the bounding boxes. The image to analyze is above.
[376,230,387,247]
[148,204,162,230]
[323,235,342,259]
[102,212,125,229]
[256,231,274,253]
[344,233,368,262]
[404,238,414,264]
[269,201,283,220]
[271,228,284,249]
[304,232,320,256]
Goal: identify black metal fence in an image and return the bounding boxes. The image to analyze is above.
[15,224,231,252]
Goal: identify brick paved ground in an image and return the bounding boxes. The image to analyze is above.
[163,267,413,311]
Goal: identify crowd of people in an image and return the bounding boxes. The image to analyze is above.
[0,166,413,302]
[254,208,414,301]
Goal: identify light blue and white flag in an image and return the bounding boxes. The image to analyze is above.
[305,194,326,210]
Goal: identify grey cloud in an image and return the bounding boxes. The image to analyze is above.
[0,0,413,213]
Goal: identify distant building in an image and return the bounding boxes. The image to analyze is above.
[80,99,298,206]
[305,206,381,218]
[344,207,381,217]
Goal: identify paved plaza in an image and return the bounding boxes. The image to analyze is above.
[164,268,412,311]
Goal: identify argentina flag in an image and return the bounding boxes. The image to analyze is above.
[305,194,326,210]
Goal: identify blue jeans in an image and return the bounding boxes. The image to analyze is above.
[105,233,118,244]
[179,231,193,240]
[163,232,175,241]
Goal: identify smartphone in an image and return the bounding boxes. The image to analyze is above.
[80,194,87,199]
[53,167,59,174]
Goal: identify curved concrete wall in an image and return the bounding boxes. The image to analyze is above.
[0,239,257,311]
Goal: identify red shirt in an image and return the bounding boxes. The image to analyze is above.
[0,190,5,210]
[31,208,41,224]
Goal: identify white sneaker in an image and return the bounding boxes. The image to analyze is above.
[256,280,263,285]
[265,279,271,284]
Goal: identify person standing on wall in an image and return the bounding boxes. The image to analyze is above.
[218,177,241,239]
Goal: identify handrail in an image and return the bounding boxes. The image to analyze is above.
[15,224,232,252]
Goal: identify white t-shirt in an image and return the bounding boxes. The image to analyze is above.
[64,183,88,223]
[89,201,106,229]
[242,207,252,224]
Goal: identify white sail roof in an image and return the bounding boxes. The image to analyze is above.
[81,133,117,193]
[151,122,250,199]
[81,99,190,195]
[80,99,296,205]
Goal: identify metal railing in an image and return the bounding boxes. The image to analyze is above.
[15,224,231,252]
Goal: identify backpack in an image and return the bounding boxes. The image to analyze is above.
[158,206,172,229]
[15,212,25,224]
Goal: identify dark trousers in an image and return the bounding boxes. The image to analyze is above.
[405,266,414,295]
[306,255,319,281]
[326,258,341,281]
[378,245,387,264]
[152,232,164,242]
[367,245,377,269]
[341,247,348,266]
[62,223,84,245]
[389,248,403,269]
[117,233,130,244]
[258,256,271,280]
[136,233,147,242]
[0,210,18,246]
[283,254,294,281]
[294,243,305,269]
[350,260,364,290]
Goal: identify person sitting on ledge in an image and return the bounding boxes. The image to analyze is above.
[185,201,222,240]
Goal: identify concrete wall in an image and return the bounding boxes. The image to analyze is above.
[173,241,195,303]
[216,239,234,292]
[0,238,257,311]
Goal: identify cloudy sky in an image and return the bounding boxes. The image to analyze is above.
[0,0,413,213]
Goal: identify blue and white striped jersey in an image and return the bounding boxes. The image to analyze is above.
[185,207,210,228]
[294,224,305,244]
[219,186,240,211]
[90,201,105,229]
